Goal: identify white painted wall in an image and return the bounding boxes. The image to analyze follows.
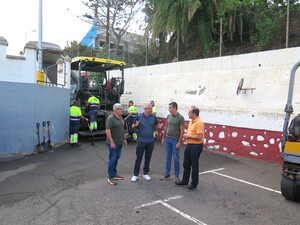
[119,47,300,132]
[0,38,36,83]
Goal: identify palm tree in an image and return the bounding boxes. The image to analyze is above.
[145,0,219,60]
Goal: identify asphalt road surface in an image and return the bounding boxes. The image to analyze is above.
[0,140,300,225]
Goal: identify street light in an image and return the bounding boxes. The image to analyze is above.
[25,29,37,44]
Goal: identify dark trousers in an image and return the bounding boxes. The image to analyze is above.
[182,143,203,187]
[70,121,80,135]
[133,142,154,176]
[127,115,136,138]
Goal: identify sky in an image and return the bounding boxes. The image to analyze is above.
[0,0,94,55]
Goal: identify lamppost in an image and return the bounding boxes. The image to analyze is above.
[286,0,290,48]
[25,29,37,44]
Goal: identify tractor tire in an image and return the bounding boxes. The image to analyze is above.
[294,180,300,202]
[281,175,295,201]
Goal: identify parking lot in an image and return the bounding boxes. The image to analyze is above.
[1,140,300,225]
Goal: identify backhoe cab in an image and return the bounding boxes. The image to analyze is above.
[281,61,300,201]
[70,56,125,139]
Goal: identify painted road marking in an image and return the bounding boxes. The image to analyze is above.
[134,195,182,210]
[199,168,281,194]
[134,195,208,225]
[199,168,225,175]
[134,167,280,225]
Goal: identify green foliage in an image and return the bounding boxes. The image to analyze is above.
[250,14,280,51]
[65,1,300,66]
[90,71,106,88]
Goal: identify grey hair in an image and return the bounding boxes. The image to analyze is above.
[113,103,122,111]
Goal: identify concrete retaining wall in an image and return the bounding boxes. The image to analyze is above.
[118,47,300,163]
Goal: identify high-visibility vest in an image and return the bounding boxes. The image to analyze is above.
[88,96,100,109]
[70,106,82,122]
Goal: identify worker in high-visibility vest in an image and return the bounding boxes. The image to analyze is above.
[86,94,100,132]
[150,100,157,139]
[70,100,88,147]
[124,100,138,141]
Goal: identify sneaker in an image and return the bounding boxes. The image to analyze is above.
[131,175,138,182]
[143,174,151,181]
[160,175,170,180]
[114,175,124,180]
[186,185,197,192]
[175,180,188,186]
[107,178,117,185]
[174,176,180,183]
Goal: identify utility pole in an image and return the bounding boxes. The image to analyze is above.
[219,18,223,57]
[37,0,44,84]
[106,0,110,58]
[145,28,148,66]
[176,31,179,61]
[94,3,99,49]
[286,0,290,48]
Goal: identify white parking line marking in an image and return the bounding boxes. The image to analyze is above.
[163,195,182,202]
[134,200,163,209]
[199,168,225,175]
[199,168,281,194]
[134,195,182,209]
[134,195,208,225]
[212,171,281,194]
[160,202,208,225]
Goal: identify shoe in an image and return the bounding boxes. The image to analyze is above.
[175,180,188,186]
[131,175,138,182]
[107,178,117,185]
[174,176,180,183]
[143,174,151,181]
[186,185,197,192]
[114,175,124,180]
[160,175,170,180]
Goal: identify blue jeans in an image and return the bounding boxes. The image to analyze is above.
[106,144,123,179]
[165,137,180,177]
[89,109,98,123]
[133,142,154,176]
[182,143,203,187]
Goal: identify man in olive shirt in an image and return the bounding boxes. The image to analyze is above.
[106,103,127,185]
[161,102,185,182]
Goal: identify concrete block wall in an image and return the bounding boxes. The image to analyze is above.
[0,37,70,157]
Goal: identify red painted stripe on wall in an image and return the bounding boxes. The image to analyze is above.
[156,118,282,164]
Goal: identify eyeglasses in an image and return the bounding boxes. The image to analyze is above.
[116,108,123,110]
